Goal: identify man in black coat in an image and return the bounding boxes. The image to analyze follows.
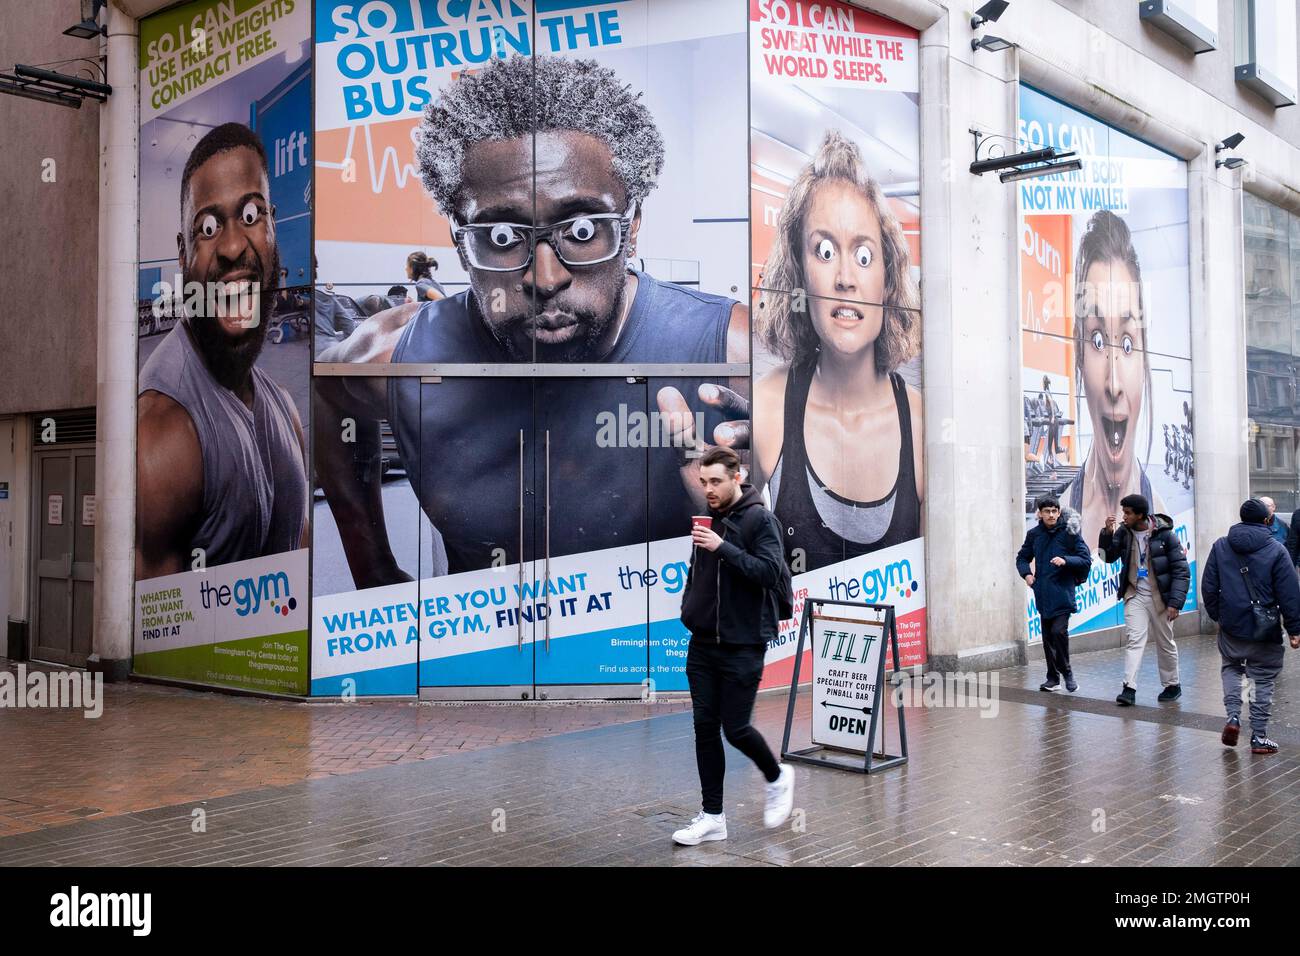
[1099,494,1190,706]
[673,446,793,846]
[1017,495,1093,692]
[1284,505,1300,569]
[1202,498,1300,754]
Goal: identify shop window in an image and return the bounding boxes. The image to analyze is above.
[1141,0,1219,53]
[1235,0,1298,106]
[1246,193,1300,501]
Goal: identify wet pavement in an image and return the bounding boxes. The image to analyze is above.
[2,631,1298,866]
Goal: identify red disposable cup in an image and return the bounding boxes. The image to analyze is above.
[691,516,713,531]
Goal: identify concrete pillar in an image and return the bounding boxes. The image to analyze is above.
[1189,161,1250,631]
[91,1,138,680]
[921,12,1027,673]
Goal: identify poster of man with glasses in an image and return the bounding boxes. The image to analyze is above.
[310,2,750,692]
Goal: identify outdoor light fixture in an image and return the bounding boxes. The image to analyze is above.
[0,79,81,108]
[970,147,1058,176]
[14,64,111,99]
[1216,132,1246,152]
[0,60,111,109]
[1216,156,1247,170]
[63,0,106,39]
[999,158,1083,183]
[969,129,1077,181]
[971,34,1015,53]
[971,0,1009,30]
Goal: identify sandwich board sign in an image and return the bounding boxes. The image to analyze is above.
[812,612,887,755]
[781,598,908,774]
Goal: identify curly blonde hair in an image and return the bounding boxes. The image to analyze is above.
[755,130,920,371]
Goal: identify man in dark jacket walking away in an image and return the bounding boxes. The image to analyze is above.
[1099,494,1190,706]
[1016,495,1093,693]
[673,446,794,846]
[1202,498,1300,754]
[1285,505,1300,569]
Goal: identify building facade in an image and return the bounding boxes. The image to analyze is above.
[1,0,1298,699]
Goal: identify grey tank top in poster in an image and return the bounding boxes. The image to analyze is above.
[138,321,307,568]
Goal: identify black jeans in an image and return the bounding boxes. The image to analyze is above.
[686,639,781,815]
[1041,614,1072,681]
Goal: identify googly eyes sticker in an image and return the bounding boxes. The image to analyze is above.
[489,224,520,247]
[568,218,596,242]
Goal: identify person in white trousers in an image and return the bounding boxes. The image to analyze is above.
[1098,494,1190,706]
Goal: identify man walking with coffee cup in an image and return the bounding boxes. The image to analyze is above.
[673,446,794,845]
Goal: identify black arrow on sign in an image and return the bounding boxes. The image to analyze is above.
[821,701,872,715]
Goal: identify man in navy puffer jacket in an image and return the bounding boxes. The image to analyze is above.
[1017,495,1094,693]
[1202,498,1300,755]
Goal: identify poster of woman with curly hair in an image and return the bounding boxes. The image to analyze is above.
[749,0,926,678]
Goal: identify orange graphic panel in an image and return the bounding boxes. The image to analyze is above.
[316,118,451,248]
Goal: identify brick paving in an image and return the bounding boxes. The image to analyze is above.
[1010,628,1299,741]
[0,659,689,838]
[1,633,1298,866]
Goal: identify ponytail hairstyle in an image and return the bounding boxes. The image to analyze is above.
[407,251,435,282]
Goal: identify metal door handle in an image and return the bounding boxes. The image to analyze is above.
[518,428,525,651]
[544,428,551,652]
[63,552,72,577]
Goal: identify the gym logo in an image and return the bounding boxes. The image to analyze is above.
[200,570,297,618]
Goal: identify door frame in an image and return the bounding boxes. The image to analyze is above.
[530,376,652,698]
[28,442,96,668]
[317,362,751,700]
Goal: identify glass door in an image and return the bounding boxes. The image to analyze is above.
[417,377,537,698]
[531,377,650,697]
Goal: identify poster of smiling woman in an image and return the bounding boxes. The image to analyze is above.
[1017,85,1197,640]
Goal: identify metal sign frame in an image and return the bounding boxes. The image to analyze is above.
[780,598,908,775]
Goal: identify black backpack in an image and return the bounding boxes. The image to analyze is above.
[745,508,795,620]
[761,512,796,619]
[775,550,795,620]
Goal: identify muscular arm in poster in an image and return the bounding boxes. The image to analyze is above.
[136,392,203,579]
[285,386,311,549]
[656,303,752,509]
[314,304,419,589]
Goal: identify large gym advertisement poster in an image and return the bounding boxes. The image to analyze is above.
[749,0,926,686]
[134,0,312,694]
[310,0,750,695]
[1017,84,1197,641]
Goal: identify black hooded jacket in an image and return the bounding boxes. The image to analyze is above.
[1099,512,1190,608]
[680,483,785,646]
[1202,521,1300,643]
[1015,507,1093,619]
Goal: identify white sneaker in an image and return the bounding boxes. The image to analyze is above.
[764,764,795,828]
[672,811,727,846]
